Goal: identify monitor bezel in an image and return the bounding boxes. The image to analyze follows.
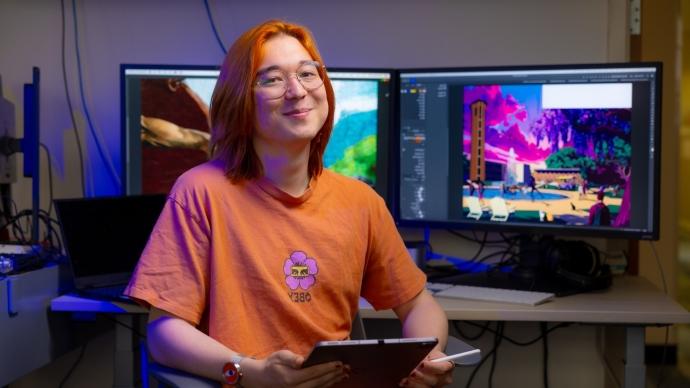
[393,62,662,240]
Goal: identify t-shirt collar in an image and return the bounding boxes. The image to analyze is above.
[254,174,317,205]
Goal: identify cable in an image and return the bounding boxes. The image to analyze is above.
[465,322,501,388]
[60,0,87,197]
[71,0,121,191]
[447,229,515,245]
[104,315,147,339]
[0,207,62,251]
[203,0,227,54]
[649,241,668,294]
[453,320,490,341]
[648,241,670,388]
[541,322,549,388]
[487,322,504,388]
[39,143,55,217]
[461,320,571,347]
[58,342,87,388]
[0,184,12,239]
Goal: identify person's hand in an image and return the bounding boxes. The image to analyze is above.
[399,349,454,387]
[241,349,349,388]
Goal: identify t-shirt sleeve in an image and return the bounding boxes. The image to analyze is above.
[124,195,210,325]
[360,194,426,310]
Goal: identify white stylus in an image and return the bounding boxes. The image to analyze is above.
[430,349,481,363]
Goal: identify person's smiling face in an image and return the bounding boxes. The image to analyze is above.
[253,34,328,149]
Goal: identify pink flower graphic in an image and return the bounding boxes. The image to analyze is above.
[283,251,318,290]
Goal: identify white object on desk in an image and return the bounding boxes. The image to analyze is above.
[430,284,555,306]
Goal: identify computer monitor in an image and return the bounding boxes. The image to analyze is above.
[395,63,662,241]
[121,64,394,202]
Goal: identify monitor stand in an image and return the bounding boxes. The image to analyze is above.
[430,235,612,297]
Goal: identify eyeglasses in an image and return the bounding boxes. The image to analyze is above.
[254,60,325,99]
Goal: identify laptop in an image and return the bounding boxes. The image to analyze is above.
[54,194,167,301]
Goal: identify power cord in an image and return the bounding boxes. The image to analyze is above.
[447,229,516,245]
[459,320,571,347]
[456,320,571,387]
[453,320,490,341]
[39,143,55,217]
[487,322,504,388]
[203,0,227,54]
[60,0,86,197]
[54,313,145,388]
[58,342,87,388]
[104,314,147,339]
[464,322,503,388]
[70,0,121,191]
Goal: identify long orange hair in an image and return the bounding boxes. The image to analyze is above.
[209,19,335,182]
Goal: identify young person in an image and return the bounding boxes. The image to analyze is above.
[125,19,454,387]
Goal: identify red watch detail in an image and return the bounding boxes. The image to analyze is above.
[222,362,241,385]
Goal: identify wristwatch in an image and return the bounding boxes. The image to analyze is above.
[222,354,246,387]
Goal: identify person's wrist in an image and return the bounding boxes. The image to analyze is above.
[237,357,263,388]
[222,354,258,387]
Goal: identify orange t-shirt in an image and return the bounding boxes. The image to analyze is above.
[125,159,425,358]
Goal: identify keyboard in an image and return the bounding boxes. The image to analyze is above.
[426,283,555,306]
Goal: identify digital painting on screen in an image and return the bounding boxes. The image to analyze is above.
[461,84,632,228]
[325,80,378,186]
[135,74,379,194]
[138,77,215,194]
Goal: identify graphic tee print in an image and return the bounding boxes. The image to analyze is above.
[284,251,318,290]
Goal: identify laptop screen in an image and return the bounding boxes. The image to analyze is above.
[55,194,167,289]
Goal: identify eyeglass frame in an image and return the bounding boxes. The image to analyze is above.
[253,60,326,99]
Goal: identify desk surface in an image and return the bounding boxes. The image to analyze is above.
[52,276,690,325]
[360,276,690,324]
[51,294,147,314]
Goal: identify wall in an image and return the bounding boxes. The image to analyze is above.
[0,0,626,204]
[678,0,690,379]
[634,0,682,347]
[0,0,632,387]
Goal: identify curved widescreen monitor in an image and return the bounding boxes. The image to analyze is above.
[395,63,662,240]
[121,64,394,203]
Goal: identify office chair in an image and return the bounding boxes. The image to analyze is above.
[146,313,479,387]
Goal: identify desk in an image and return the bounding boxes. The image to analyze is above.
[361,276,690,388]
[52,276,690,388]
[51,295,147,388]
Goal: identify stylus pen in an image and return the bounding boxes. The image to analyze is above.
[430,349,481,363]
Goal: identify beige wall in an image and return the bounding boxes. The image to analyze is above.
[0,0,629,206]
[681,0,690,238]
[636,0,682,344]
